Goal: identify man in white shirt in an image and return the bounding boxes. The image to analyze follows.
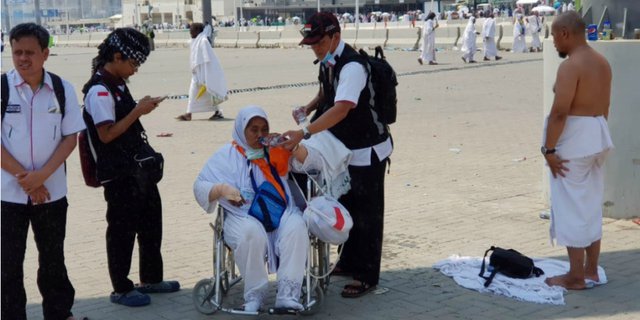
[283,12,393,299]
[1,23,86,320]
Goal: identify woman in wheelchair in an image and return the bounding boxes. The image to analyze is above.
[193,105,319,312]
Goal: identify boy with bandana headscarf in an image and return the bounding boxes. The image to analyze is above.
[81,28,180,307]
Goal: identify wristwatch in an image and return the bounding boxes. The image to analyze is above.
[302,126,312,140]
[540,146,556,155]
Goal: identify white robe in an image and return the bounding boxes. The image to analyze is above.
[187,32,227,114]
[420,19,437,62]
[512,21,527,53]
[543,116,614,248]
[461,18,477,61]
[527,15,542,49]
[482,17,498,58]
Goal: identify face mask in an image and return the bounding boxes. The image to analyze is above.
[321,36,336,66]
[245,147,265,160]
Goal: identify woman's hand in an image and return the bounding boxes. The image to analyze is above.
[210,184,245,206]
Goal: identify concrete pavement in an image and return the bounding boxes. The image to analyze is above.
[1,45,638,320]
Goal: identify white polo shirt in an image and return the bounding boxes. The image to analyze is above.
[332,40,393,166]
[1,69,85,204]
[83,74,123,128]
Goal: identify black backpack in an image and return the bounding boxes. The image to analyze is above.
[358,46,398,125]
[1,72,66,120]
[478,246,544,288]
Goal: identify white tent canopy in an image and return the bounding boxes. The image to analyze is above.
[532,5,556,13]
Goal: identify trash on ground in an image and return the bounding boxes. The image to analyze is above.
[539,211,551,220]
[372,287,389,295]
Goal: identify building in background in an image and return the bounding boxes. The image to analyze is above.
[2,0,121,31]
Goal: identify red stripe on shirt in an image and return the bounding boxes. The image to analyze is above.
[97,91,109,97]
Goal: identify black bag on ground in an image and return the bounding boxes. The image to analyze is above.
[478,246,544,288]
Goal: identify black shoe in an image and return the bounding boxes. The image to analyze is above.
[209,111,224,120]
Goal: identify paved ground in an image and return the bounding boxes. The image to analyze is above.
[2,45,638,320]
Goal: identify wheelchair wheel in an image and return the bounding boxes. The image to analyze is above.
[299,279,324,316]
[193,278,218,315]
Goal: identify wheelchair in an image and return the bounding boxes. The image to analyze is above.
[192,174,333,316]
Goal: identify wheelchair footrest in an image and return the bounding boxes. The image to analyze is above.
[268,307,299,315]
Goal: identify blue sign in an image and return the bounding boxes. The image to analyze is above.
[41,9,59,17]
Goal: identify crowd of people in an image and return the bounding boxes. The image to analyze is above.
[1,9,614,319]
[417,8,551,65]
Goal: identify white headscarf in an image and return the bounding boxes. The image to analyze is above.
[464,16,476,35]
[233,105,269,151]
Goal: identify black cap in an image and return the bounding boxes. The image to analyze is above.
[299,12,340,45]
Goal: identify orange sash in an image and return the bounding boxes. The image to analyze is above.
[233,141,291,201]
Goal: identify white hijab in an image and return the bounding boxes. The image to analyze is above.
[464,16,476,35]
[232,105,268,151]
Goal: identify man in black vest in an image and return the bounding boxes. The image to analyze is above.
[283,12,393,298]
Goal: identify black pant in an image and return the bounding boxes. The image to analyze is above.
[104,176,164,293]
[1,198,75,320]
[338,152,387,286]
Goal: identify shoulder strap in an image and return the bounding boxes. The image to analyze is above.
[483,269,499,288]
[1,73,8,120]
[247,148,287,199]
[532,266,544,277]
[47,72,66,117]
[479,246,496,279]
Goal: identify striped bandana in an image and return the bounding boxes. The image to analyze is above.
[108,31,149,65]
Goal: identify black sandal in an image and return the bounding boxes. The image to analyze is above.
[341,281,376,298]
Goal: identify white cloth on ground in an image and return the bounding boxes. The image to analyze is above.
[482,18,498,58]
[187,31,227,113]
[461,17,477,60]
[544,116,614,247]
[290,130,352,198]
[420,19,437,62]
[433,255,608,305]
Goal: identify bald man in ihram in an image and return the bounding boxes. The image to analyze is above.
[542,12,614,290]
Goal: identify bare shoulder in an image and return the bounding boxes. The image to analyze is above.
[556,58,577,76]
[594,49,611,72]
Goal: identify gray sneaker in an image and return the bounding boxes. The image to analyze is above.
[135,280,180,293]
